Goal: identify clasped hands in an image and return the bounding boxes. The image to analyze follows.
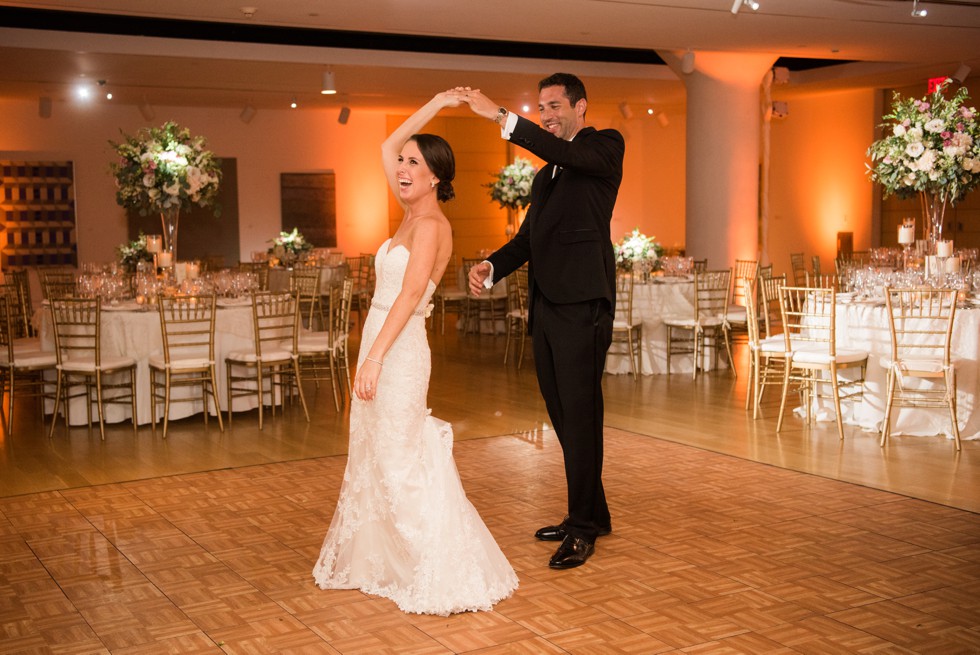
[438,87,499,121]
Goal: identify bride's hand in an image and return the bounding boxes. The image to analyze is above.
[355,360,382,401]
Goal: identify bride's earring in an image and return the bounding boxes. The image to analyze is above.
[430,180,437,189]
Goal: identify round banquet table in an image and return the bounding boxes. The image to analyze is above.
[37,298,266,426]
[605,277,728,376]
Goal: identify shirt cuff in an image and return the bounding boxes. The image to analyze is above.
[483,260,494,289]
[499,111,518,139]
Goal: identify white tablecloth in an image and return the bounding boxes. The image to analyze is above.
[38,300,266,425]
[810,302,979,440]
[605,279,727,375]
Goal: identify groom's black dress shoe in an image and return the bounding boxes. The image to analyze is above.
[535,518,611,542]
[549,535,595,569]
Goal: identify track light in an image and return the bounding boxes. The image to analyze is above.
[338,106,351,124]
[321,70,337,95]
[681,50,695,74]
[138,99,155,121]
[290,96,298,109]
[731,0,759,15]
[953,64,971,83]
[240,105,256,124]
[618,102,633,119]
[911,0,927,17]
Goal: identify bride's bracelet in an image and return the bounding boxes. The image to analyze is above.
[365,356,383,367]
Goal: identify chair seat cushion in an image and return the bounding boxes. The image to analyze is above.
[878,356,949,376]
[725,306,748,322]
[13,337,47,354]
[792,346,867,365]
[226,348,292,364]
[60,354,136,372]
[753,335,788,354]
[148,354,215,370]
[1,350,57,367]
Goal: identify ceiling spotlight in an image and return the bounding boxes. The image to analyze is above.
[321,70,337,95]
[681,50,695,74]
[290,96,298,109]
[75,84,91,101]
[911,0,927,17]
[731,0,759,15]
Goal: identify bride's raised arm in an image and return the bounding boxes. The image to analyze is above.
[381,91,463,203]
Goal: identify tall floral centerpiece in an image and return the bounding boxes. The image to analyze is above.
[109,121,221,260]
[486,157,537,235]
[613,228,664,275]
[867,79,980,248]
[268,228,313,268]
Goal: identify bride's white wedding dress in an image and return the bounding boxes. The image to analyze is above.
[312,239,518,615]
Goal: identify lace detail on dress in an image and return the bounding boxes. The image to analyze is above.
[313,238,518,615]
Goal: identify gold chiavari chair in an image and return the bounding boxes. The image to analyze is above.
[664,269,734,379]
[6,269,35,337]
[789,252,807,286]
[691,258,708,273]
[726,258,759,343]
[40,269,77,301]
[880,287,960,451]
[0,295,57,435]
[503,266,530,368]
[294,278,354,411]
[804,272,840,290]
[461,257,505,335]
[291,266,327,331]
[48,297,138,439]
[432,254,467,335]
[347,255,375,329]
[225,291,309,430]
[149,294,224,438]
[743,279,789,419]
[610,272,642,378]
[811,255,821,276]
[237,262,270,291]
[776,286,868,441]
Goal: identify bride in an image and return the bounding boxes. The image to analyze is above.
[312,91,518,615]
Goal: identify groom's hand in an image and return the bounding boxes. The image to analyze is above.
[468,262,491,296]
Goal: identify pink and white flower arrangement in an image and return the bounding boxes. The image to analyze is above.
[110,121,222,215]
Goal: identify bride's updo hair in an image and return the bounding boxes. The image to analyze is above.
[412,133,456,202]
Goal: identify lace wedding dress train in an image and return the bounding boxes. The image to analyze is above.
[313,239,518,615]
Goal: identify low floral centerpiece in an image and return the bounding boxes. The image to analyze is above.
[867,79,980,246]
[268,228,313,267]
[109,121,222,259]
[614,228,664,273]
[116,232,155,272]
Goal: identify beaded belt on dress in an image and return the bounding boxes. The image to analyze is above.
[371,300,428,317]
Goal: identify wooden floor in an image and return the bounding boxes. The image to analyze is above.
[1,325,978,653]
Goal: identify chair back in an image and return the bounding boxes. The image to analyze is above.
[157,295,217,366]
[0,296,16,364]
[789,252,807,285]
[251,292,300,361]
[883,287,957,370]
[614,272,635,326]
[0,282,31,340]
[691,258,708,273]
[811,255,821,275]
[742,279,762,349]
[759,274,787,339]
[758,263,773,280]
[237,262,269,291]
[507,266,529,318]
[778,286,837,356]
[328,278,355,352]
[39,269,76,300]
[694,269,731,321]
[290,266,325,330]
[805,272,840,291]
[49,297,101,366]
[732,259,759,307]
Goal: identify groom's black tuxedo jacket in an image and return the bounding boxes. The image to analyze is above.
[487,116,625,321]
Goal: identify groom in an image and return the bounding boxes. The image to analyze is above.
[464,73,624,569]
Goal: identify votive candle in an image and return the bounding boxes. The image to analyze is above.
[146,235,162,253]
[898,225,915,245]
[945,256,961,274]
[157,251,173,267]
[936,240,954,257]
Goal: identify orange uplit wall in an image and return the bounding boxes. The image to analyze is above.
[767,88,877,276]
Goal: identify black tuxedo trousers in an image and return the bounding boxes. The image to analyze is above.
[531,292,612,541]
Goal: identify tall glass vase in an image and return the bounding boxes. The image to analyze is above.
[160,206,180,259]
[920,191,948,252]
